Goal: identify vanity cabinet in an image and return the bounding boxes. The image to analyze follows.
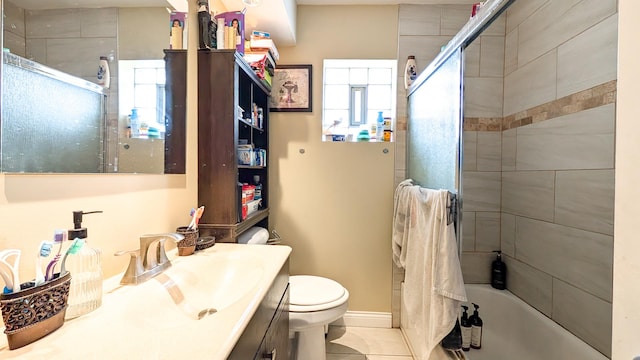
[229,260,289,360]
[197,49,271,242]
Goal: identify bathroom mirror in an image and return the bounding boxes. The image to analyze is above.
[1,0,186,174]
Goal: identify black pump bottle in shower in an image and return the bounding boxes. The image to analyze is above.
[491,250,507,290]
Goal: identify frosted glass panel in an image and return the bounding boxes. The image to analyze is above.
[2,59,104,173]
[407,49,462,193]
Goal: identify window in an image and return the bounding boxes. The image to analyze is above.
[322,59,397,142]
[118,60,166,138]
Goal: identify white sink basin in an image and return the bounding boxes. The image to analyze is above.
[119,250,265,328]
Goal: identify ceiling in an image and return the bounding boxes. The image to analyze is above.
[7,0,477,47]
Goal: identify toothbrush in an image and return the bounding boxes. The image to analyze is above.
[195,206,205,228]
[0,249,21,293]
[35,241,53,286]
[0,251,16,293]
[60,238,85,274]
[187,206,205,230]
[45,230,66,281]
[187,208,197,230]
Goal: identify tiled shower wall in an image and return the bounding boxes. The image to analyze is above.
[394,1,616,356]
[460,13,506,283]
[498,0,616,356]
[3,1,26,57]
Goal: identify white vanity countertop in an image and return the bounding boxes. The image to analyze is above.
[0,243,292,360]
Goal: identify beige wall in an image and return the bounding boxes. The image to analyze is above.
[613,0,640,358]
[271,5,398,312]
[0,1,200,283]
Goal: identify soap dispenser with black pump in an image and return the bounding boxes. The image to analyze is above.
[491,250,507,290]
[64,210,104,320]
[470,303,483,349]
[460,305,472,351]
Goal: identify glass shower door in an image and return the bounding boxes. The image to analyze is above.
[407,48,463,194]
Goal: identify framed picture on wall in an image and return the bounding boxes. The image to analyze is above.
[269,65,312,112]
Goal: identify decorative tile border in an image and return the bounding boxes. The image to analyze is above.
[463,117,502,131]
[503,80,617,130]
[462,80,617,132]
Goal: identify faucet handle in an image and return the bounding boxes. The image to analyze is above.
[115,249,143,285]
[139,233,184,269]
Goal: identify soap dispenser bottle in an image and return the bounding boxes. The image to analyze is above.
[65,210,104,320]
[470,303,483,349]
[491,250,507,290]
[375,111,384,141]
[460,305,472,351]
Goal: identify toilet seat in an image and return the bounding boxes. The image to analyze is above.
[289,275,348,312]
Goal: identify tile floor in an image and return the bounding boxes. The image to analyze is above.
[325,326,414,360]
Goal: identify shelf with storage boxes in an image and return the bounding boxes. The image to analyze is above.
[197,49,270,243]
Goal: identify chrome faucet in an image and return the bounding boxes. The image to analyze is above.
[115,233,184,285]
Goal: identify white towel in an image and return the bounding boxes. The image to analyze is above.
[392,179,415,268]
[396,184,467,360]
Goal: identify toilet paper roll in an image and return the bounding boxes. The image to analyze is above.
[238,227,269,244]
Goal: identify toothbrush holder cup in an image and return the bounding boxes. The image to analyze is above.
[176,226,198,256]
[0,271,71,350]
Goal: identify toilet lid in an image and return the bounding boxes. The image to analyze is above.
[290,275,346,306]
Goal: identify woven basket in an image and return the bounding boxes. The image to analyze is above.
[0,272,71,350]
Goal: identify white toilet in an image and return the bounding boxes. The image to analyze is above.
[237,228,349,360]
[289,275,349,360]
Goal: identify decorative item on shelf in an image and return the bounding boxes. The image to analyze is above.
[0,271,71,350]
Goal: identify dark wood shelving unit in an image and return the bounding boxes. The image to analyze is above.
[163,49,187,174]
[197,49,270,242]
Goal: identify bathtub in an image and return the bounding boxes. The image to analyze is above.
[401,284,608,360]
